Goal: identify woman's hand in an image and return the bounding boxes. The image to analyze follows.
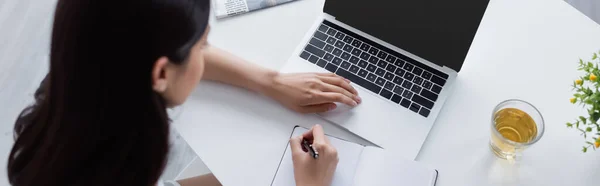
[262,73,361,113]
[290,125,338,186]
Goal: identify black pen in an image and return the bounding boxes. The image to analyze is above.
[302,139,319,159]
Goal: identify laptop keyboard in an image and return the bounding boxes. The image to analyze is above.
[299,20,449,118]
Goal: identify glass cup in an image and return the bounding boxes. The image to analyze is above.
[490,99,545,161]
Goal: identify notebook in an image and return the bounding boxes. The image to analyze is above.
[271,126,438,186]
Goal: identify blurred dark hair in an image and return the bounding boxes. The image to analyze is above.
[7,0,210,185]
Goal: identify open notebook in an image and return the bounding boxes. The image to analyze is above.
[271,126,438,186]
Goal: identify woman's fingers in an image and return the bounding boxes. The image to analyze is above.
[318,76,358,96]
[295,103,337,113]
[289,135,308,159]
[303,124,327,144]
[312,92,358,107]
[319,83,359,104]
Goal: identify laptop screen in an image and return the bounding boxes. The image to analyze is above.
[324,0,489,72]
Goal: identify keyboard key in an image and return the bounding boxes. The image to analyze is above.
[422,71,432,80]
[358,60,368,68]
[431,75,447,86]
[419,108,430,117]
[375,68,385,76]
[375,77,386,86]
[391,94,402,104]
[409,103,421,113]
[305,44,325,57]
[336,69,382,94]
[368,56,379,64]
[403,63,414,71]
[377,59,387,69]
[404,73,414,81]
[377,51,388,59]
[351,48,362,56]
[360,52,371,60]
[393,76,403,85]
[314,31,328,41]
[420,89,439,102]
[325,63,338,72]
[412,95,433,109]
[402,80,413,89]
[335,32,345,40]
[394,59,405,68]
[386,55,396,63]
[324,44,334,52]
[326,37,336,45]
[422,81,433,89]
[318,24,329,32]
[412,67,423,76]
[349,56,359,64]
[384,72,394,81]
[395,68,405,77]
[332,57,342,66]
[413,76,423,86]
[384,81,394,91]
[335,40,345,48]
[310,38,326,49]
[323,53,334,62]
[432,85,442,94]
[358,69,368,78]
[343,35,353,43]
[380,89,393,99]
[400,98,411,108]
[368,47,379,55]
[316,59,327,67]
[349,65,360,73]
[341,61,351,70]
[343,44,354,53]
[326,29,337,36]
[351,40,362,47]
[308,55,319,63]
[411,85,422,94]
[341,52,351,60]
[300,51,310,60]
[332,48,342,56]
[386,64,397,73]
[367,64,377,72]
[366,73,377,82]
[393,85,404,94]
[360,43,370,51]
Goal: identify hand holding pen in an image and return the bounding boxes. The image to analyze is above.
[290,125,339,186]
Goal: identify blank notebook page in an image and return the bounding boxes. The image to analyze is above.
[271,127,364,186]
[353,146,437,186]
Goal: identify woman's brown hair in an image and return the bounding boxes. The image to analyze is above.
[7,0,209,185]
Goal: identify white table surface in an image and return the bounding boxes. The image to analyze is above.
[174,0,600,185]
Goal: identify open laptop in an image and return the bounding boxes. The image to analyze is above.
[280,0,489,159]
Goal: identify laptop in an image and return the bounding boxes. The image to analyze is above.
[280,0,489,159]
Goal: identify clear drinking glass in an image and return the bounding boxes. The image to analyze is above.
[490,99,545,161]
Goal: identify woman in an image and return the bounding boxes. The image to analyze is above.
[7,0,361,185]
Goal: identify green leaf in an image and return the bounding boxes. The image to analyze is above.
[576,121,580,128]
[593,53,598,60]
[587,127,593,132]
[590,112,600,124]
[583,146,588,153]
[587,141,594,145]
[567,123,573,128]
[580,116,587,124]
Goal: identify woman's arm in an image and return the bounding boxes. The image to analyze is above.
[202,45,277,95]
[202,46,361,113]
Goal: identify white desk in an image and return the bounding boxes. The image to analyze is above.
[174,0,600,185]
